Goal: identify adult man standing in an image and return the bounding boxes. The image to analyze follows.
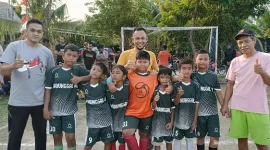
[221,29,270,150]
[157,44,172,67]
[96,44,109,68]
[55,36,67,65]
[82,42,96,70]
[0,19,55,150]
[117,27,159,73]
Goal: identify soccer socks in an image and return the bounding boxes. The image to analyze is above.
[197,144,205,150]
[186,138,193,150]
[139,137,150,150]
[111,143,116,150]
[209,147,217,150]
[123,135,140,150]
[54,144,63,150]
[174,139,181,150]
[119,143,126,150]
[67,146,76,150]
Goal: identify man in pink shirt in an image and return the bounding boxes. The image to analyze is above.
[221,29,270,150]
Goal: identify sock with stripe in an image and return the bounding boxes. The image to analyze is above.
[54,144,63,150]
[123,135,140,150]
[197,144,205,150]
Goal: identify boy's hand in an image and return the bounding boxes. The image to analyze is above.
[151,70,158,75]
[125,59,135,70]
[43,109,53,120]
[154,92,160,102]
[70,73,81,84]
[108,83,117,93]
[174,74,184,82]
[177,86,184,96]
[191,121,197,130]
[166,122,173,130]
[220,105,231,118]
[165,83,173,94]
[77,90,85,99]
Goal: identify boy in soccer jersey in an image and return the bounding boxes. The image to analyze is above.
[151,66,175,150]
[173,59,200,150]
[44,44,90,150]
[122,50,158,150]
[107,65,129,150]
[192,50,224,150]
[80,63,113,150]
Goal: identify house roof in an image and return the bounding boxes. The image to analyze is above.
[0,2,20,22]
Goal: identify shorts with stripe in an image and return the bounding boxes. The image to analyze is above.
[152,136,173,146]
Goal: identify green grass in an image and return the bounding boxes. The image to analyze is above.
[0,95,9,127]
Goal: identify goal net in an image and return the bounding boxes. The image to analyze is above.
[121,27,219,73]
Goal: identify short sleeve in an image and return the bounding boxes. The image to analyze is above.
[45,68,54,89]
[79,66,90,76]
[117,51,128,66]
[0,42,16,64]
[214,74,221,91]
[195,83,200,103]
[226,59,236,81]
[47,50,55,70]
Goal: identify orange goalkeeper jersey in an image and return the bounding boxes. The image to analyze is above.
[125,70,158,118]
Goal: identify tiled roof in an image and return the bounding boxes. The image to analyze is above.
[0,2,20,22]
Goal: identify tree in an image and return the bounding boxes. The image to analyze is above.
[84,0,158,47]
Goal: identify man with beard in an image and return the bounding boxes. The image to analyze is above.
[55,36,67,65]
[117,27,159,73]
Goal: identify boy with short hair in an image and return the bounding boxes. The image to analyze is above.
[81,63,114,150]
[173,59,200,150]
[44,44,90,150]
[107,65,129,150]
[151,66,175,150]
[192,50,224,150]
[122,50,158,150]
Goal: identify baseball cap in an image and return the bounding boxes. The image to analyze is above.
[234,29,255,40]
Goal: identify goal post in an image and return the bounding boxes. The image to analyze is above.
[121,26,219,73]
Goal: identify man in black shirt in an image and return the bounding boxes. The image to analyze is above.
[82,43,97,70]
[55,36,67,65]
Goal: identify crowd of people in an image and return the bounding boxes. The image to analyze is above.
[1,19,270,150]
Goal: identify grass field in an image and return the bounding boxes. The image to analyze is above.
[0,80,269,150]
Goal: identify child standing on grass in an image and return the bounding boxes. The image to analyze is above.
[44,44,90,150]
[107,65,129,150]
[173,59,200,150]
[192,50,224,150]
[79,63,114,150]
[151,66,175,150]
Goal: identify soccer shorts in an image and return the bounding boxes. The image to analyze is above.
[152,136,173,146]
[122,116,152,133]
[196,114,220,138]
[173,127,195,140]
[48,114,76,134]
[85,125,114,146]
[229,109,270,145]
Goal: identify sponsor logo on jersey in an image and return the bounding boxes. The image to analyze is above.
[85,89,89,94]
[155,107,171,113]
[53,83,78,89]
[55,73,59,78]
[200,86,213,92]
[110,102,128,109]
[86,97,106,105]
[110,95,115,99]
[180,98,195,103]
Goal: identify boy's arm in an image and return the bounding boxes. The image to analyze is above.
[192,103,199,130]
[216,90,224,106]
[43,69,54,120]
[165,108,174,130]
[70,67,91,84]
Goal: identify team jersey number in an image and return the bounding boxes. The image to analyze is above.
[122,121,128,127]
[88,137,92,144]
[50,126,56,132]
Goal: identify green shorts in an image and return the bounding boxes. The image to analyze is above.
[152,136,173,146]
[113,132,125,144]
[85,125,114,146]
[229,109,270,145]
[122,116,153,134]
[48,114,76,134]
[173,127,195,140]
[197,114,220,138]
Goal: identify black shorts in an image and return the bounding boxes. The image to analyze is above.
[122,116,153,133]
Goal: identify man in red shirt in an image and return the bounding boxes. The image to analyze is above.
[158,45,172,67]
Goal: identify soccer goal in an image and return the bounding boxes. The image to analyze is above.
[121,27,219,73]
